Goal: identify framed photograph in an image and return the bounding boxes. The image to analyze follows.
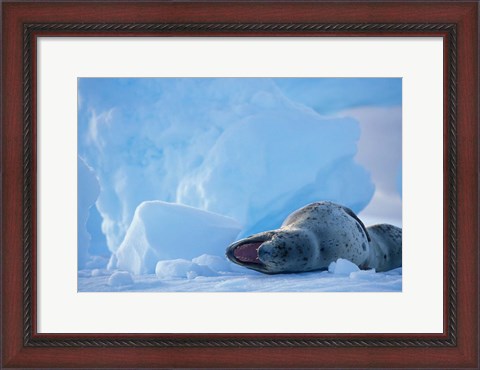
[2,1,478,368]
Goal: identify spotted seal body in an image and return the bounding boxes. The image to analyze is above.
[226,201,402,274]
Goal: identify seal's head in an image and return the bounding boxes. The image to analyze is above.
[226,228,320,274]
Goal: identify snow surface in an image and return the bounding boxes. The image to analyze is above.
[78,257,401,292]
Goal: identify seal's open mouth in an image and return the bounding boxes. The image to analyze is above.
[226,232,276,272]
[233,241,263,264]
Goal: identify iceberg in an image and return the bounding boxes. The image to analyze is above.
[176,100,373,237]
[77,157,100,269]
[78,78,375,251]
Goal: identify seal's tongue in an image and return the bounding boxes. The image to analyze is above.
[233,242,263,264]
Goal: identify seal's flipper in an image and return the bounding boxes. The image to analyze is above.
[365,224,402,272]
[340,205,371,242]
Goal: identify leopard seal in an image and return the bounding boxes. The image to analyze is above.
[226,201,402,274]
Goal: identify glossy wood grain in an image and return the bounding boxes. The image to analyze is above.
[2,1,478,368]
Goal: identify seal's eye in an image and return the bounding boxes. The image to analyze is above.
[233,242,263,264]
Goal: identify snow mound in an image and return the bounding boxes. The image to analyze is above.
[108,271,134,287]
[328,259,360,274]
[115,201,241,274]
[192,254,232,272]
[91,269,104,277]
[155,259,216,279]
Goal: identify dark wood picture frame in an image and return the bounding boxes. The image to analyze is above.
[2,1,478,368]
